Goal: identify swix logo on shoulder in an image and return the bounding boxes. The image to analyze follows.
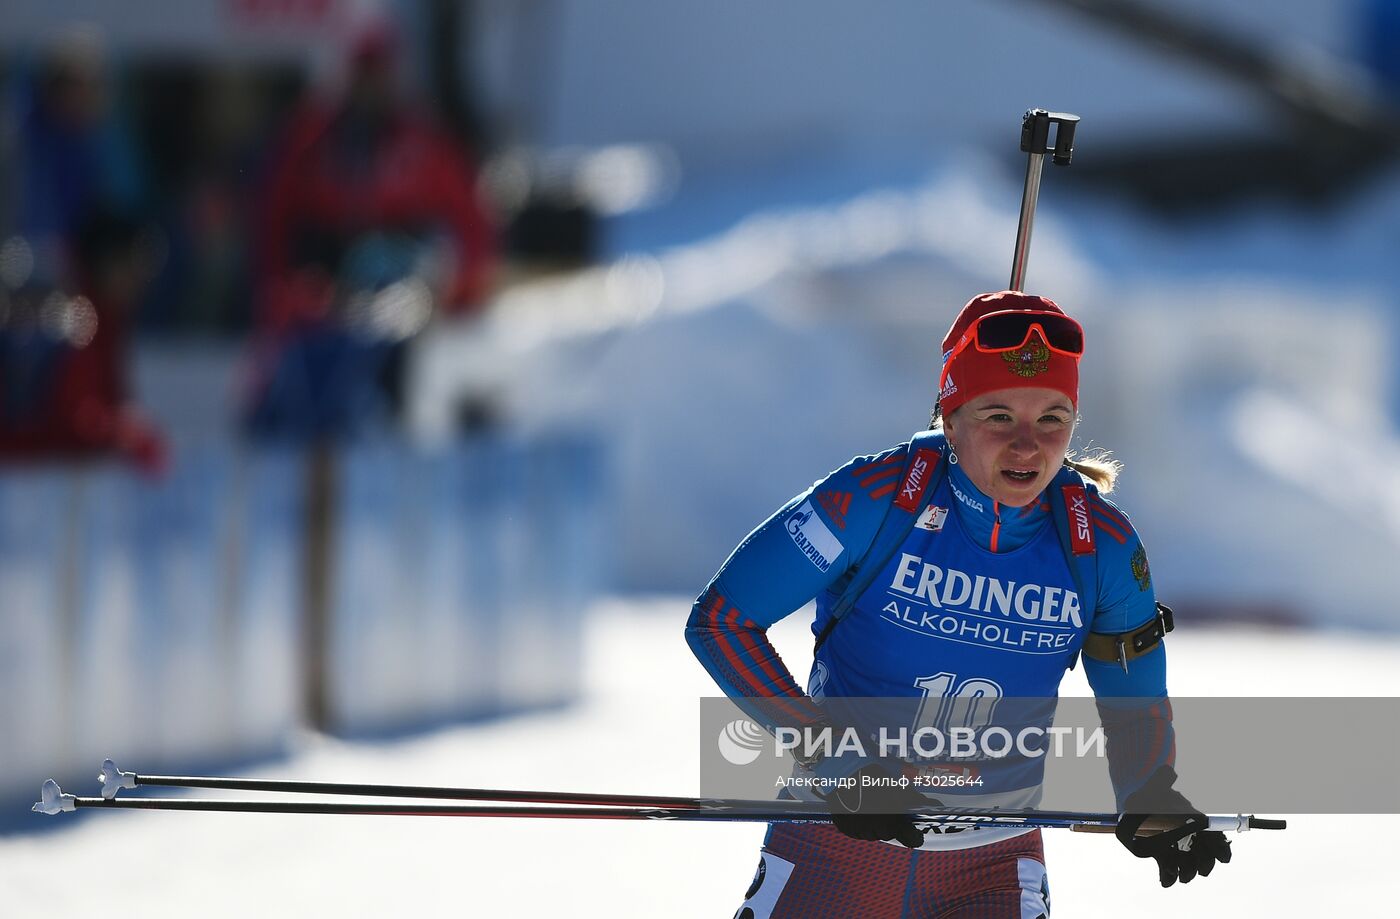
[895,449,941,512]
[1062,486,1094,555]
[786,501,843,572]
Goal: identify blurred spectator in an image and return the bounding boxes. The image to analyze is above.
[0,26,143,293]
[0,28,163,475]
[0,208,167,475]
[256,18,498,325]
[246,18,499,439]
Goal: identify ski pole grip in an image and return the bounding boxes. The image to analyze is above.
[1248,817,1287,830]
[1020,109,1080,165]
[1021,110,1048,154]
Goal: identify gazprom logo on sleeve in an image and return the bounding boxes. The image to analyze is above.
[786,501,843,572]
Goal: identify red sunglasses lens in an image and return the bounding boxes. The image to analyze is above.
[975,311,1083,354]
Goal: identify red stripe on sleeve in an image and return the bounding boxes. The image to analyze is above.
[852,455,902,478]
[705,593,814,725]
[1089,496,1131,530]
[726,605,806,698]
[1092,512,1129,544]
[858,466,903,489]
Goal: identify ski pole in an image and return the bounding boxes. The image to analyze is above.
[94,761,1284,832]
[1010,108,1079,292]
[38,779,1285,833]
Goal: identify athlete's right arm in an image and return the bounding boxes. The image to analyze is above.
[684,445,908,734]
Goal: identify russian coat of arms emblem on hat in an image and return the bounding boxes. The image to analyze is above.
[1001,333,1051,378]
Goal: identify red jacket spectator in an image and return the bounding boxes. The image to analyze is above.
[255,28,498,335]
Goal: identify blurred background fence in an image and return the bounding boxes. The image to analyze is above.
[0,424,604,803]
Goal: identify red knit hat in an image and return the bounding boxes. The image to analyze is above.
[937,290,1080,415]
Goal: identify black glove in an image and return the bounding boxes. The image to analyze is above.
[824,765,930,849]
[1116,766,1232,887]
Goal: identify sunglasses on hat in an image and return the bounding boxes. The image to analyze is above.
[944,309,1084,362]
[939,309,1083,396]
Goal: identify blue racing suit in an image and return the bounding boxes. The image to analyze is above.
[686,437,1174,844]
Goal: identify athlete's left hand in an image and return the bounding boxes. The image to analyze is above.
[824,765,931,849]
[1116,766,1232,887]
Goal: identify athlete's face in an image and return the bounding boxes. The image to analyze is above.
[943,388,1075,508]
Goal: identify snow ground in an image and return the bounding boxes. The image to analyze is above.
[2,597,1397,918]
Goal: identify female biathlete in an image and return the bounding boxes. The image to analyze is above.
[686,290,1231,918]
